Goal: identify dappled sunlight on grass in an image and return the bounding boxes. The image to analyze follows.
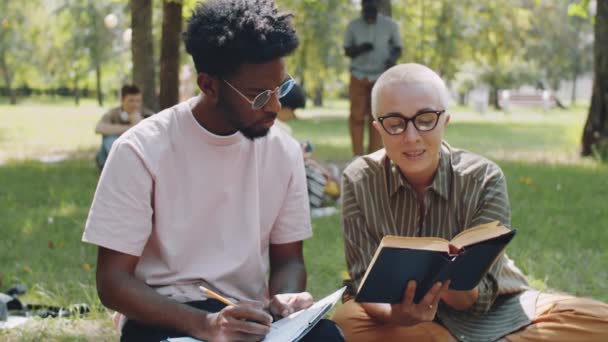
[0,158,100,310]
[0,316,118,341]
[0,102,103,163]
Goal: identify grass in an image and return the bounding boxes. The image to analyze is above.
[0,100,103,163]
[0,100,606,340]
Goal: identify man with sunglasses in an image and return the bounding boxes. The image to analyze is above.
[332,63,608,341]
[82,1,343,341]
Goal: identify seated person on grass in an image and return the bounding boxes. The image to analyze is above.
[331,63,608,342]
[94,84,154,170]
[82,1,344,341]
[277,82,306,122]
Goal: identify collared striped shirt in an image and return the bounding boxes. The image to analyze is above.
[341,142,534,341]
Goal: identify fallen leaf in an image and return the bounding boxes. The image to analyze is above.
[48,240,55,249]
[22,266,32,274]
[519,176,533,185]
[83,263,92,272]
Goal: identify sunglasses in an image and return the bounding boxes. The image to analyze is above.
[223,74,296,110]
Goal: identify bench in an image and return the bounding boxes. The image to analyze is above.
[498,90,556,112]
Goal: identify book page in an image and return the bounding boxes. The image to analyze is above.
[450,221,511,248]
[264,286,345,341]
[165,287,346,342]
[381,235,449,252]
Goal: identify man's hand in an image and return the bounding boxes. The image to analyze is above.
[128,111,143,126]
[389,280,450,327]
[345,42,374,58]
[193,302,273,342]
[440,287,479,311]
[385,59,396,70]
[268,292,314,318]
[359,42,374,52]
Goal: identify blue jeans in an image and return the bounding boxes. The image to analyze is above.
[96,135,119,170]
[120,299,344,342]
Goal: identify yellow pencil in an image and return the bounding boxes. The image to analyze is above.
[199,286,272,326]
[199,286,236,306]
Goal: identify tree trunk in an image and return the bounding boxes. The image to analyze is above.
[131,0,157,111]
[159,0,183,110]
[0,53,16,105]
[419,0,426,63]
[571,72,577,105]
[581,1,608,156]
[490,86,499,110]
[74,75,80,106]
[313,86,323,107]
[378,0,391,17]
[9,88,16,105]
[96,64,103,107]
[490,46,501,110]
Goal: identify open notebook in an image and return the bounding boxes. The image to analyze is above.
[164,287,345,342]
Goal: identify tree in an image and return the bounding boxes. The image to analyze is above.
[52,0,119,106]
[467,1,533,109]
[526,1,593,105]
[0,0,40,104]
[131,0,156,110]
[159,0,183,110]
[280,0,355,106]
[581,0,608,156]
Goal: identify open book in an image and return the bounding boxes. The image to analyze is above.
[165,287,345,342]
[355,221,515,304]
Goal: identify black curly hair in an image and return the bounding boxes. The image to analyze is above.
[183,0,299,77]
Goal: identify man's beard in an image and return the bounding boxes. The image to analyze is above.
[227,111,277,141]
[240,122,271,140]
[217,90,278,140]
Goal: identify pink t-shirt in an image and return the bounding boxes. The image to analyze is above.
[83,96,312,303]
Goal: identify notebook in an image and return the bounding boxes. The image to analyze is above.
[164,286,345,342]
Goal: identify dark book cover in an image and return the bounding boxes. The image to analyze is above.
[355,230,516,304]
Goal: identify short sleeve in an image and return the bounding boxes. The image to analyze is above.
[344,22,355,48]
[99,110,115,124]
[465,165,511,313]
[341,174,375,291]
[82,139,154,256]
[269,147,312,244]
[390,20,402,48]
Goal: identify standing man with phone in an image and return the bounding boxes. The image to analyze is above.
[344,0,402,157]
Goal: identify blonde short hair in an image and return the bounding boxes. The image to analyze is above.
[371,63,449,118]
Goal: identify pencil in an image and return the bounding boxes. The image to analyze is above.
[199,286,236,306]
[198,286,272,327]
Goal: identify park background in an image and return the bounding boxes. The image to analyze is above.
[1,0,607,340]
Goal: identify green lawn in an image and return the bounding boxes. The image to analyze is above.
[1,101,606,340]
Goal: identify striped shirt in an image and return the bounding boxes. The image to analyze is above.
[341,142,536,341]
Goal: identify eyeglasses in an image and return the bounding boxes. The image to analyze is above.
[223,74,296,110]
[377,110,445,135]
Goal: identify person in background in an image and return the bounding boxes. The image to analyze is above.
[94,84,154,170]
[277,82,306,123]
[344,0,402,157]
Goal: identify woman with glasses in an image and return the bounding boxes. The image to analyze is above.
[332,63,608,342]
